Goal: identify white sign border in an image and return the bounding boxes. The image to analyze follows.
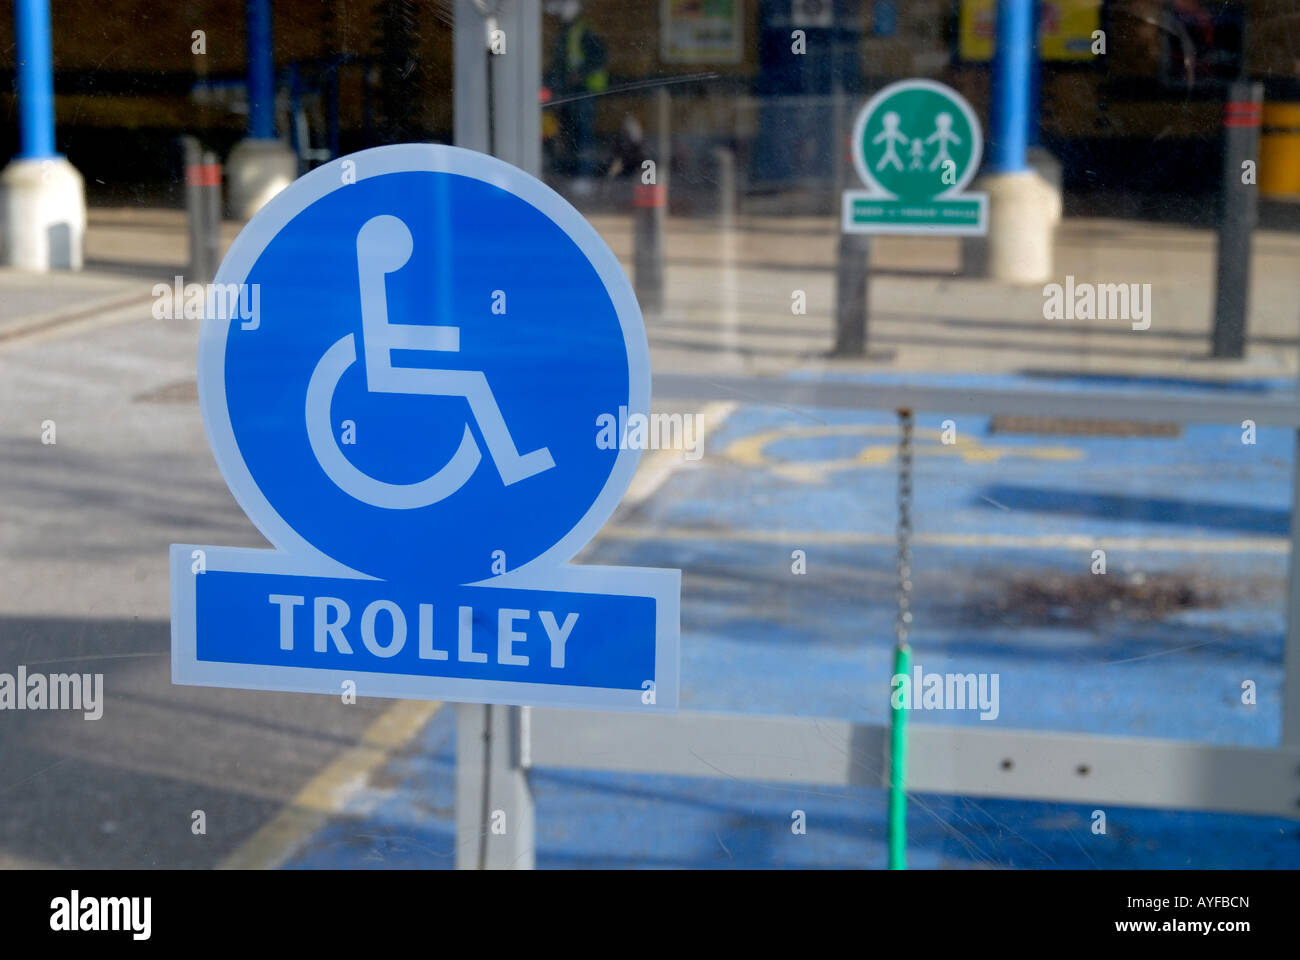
[849,77,985,200]
[840,189,989,236]
[174,143,679,711]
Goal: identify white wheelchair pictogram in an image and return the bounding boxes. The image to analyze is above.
[305,214,555,509]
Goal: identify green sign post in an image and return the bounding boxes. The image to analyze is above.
[842,79,987,235]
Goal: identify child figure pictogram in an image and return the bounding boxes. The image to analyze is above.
[907,138,926,170]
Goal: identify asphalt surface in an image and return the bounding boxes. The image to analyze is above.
[0,305,391,867]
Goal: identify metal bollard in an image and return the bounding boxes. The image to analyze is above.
[182,135,223,285]
[834,232,870,356]
[713,144,736,221]
[833,81,870,356]
[633,181,666,313]
[633,88,670,314]
[1211,81,1263,359]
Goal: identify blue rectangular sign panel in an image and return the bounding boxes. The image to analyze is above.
[172,546,679,711]
[194,570,656,691]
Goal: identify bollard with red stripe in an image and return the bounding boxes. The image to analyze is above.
[185,158,222,187]
[1212,81,1264,359]
[632,89,671,314]
[1223,99,1262,129]
[632,183,667,209]
[182,135,223,285]
[632,178,666,313]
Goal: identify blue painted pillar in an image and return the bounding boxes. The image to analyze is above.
[1027,0,1041,148]
[246,0,276,139]
[14,0,58,159]
[988,0,1034,173]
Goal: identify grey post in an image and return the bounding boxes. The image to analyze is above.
[830,11,870,356]
[714,143,736,221]
[455,702,536,869]
[1285,431,1300,748]
[452,0,490,153]
[833,231,870,356]
[202,147,222,279]
[182,136,221,284]
[634,86,668,313]
[1211,80,1263,359]
[833,80,869,355]
[451,0,538,870]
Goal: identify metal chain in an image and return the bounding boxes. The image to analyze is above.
[895,408,914,651]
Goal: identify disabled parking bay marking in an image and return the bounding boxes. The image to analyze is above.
[723,422,1081,485]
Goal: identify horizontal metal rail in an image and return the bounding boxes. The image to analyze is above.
[529,709,1300,820]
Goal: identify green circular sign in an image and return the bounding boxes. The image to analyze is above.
[851,79,983,202]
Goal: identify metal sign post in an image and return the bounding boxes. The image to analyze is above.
[1211,81,1263,359]
[456,0,547,869]
[836,79,989,356]
[452,0,541,873]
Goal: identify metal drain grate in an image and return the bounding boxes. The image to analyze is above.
[988,416,1182,437]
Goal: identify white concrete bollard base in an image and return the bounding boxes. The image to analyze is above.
[0,156,87,271]
[1026,146,1064,223]
[978,169,1060,285]
[226,138,297,220]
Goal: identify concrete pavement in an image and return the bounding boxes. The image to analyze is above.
[0,285,396,868]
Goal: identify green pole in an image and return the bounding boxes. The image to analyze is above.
[888,642,911,869]
[888,408,914,870]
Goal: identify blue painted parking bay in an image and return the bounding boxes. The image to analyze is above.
[286,373,1300,869]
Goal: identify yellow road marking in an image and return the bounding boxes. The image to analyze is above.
[218,700,442,870]
[724,423,1081,484]
[0,293,155,351]
[621,402,738,505]
[601,524,1287,554]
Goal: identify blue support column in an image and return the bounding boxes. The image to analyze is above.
[14,0,58,159]
[246,0,276,139]
[988,0,1034,173]
[1027,0,1041,149]
[228,0,294,218]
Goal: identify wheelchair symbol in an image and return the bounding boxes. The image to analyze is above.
[305,214,555,510]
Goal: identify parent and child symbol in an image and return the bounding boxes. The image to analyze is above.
[874,109,961,173]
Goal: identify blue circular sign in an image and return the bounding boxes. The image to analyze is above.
[198,145,649,585]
